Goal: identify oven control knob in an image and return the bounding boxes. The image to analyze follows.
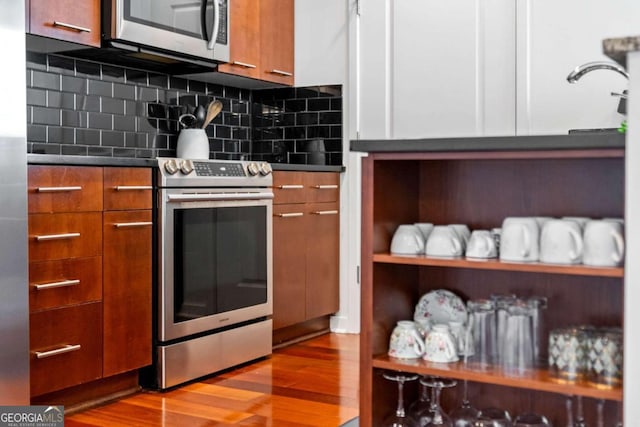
[180,160,194,175]
[164,159,179,175]
[247,162,260,176]
[259,162,272,176]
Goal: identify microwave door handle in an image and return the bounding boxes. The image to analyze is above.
[208,0,221,51]
[201,0,208,42]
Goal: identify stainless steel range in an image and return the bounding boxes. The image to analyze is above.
[153,157,273,389]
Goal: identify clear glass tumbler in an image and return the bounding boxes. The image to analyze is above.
[467,299,497,366]
[501,303,535,372]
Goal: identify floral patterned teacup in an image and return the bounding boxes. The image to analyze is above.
[424,323,459,363]
[388,320,425,359]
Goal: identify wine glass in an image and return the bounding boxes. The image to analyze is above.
[450,323,480,427]
[408,375,432,423]
[421,376,457,427]
[449,380,480,427]
[383,372,420,427]
[574,395,586,427]
[596,399,604,427]
[565,395,574,427]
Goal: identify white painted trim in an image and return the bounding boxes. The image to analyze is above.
[330,0,361,334]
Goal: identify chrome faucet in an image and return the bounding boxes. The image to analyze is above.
[566,61,629,83]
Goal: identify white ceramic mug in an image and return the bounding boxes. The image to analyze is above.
[540,219,584,265]
[390,224,425,255]
[388,320,426,359]
[423,324,459,363]
[583,220,625,267]
[426,225,464,257]
[466,230,498,259]
[499,217,540,262]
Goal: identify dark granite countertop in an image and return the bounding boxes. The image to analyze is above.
[603,35,640,68]
[350,132,625,153]
[270,163,345,172]
[27,153,345,172]
[27,154,156,167]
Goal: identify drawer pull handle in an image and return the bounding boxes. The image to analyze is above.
[115,186,152,191]
[277,185,304,189]
[276,212,304,218]
[34,344,81,359]
[313,185,339,189]
[53,21,91,33]
[34,279,80,290]
[37,186,82,193]
[269,69,293,77]
[35,232,80,241]
[232,61,257,69]
[114,221,153,228]
[312,210,339,215]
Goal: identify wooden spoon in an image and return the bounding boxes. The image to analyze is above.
[201,100,223,128]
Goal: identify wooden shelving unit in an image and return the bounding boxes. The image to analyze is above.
[359,147,625,426]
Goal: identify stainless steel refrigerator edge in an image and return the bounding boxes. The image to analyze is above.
[0,0,30,404]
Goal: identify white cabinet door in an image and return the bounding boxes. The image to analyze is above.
[357,0,516,139]
[294,0,348,87]
[516,0,638,135]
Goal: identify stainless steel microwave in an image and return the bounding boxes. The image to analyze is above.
[104,0,230,66]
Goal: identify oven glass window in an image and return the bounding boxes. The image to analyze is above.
[173,206,267,323]
[124,0,215,39]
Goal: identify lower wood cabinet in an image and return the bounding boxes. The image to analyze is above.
[103,210,152,377]
[273,204,307,328]
[272,171,340,343]
[304,201,340,320]
[27,165,152,400]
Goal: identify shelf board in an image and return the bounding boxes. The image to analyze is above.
[373,253,624,278]
[372,354,622,401]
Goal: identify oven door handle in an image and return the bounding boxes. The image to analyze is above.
[167,192,274,203]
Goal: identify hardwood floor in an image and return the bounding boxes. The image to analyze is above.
[65,333,359,426]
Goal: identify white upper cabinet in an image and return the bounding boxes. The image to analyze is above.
[357,0,516,139]
[516,0,638,135]
[294,0,348,87]
[354,0,639,139]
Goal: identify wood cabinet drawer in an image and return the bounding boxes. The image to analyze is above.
[30,302,103,396]
[103,168,153,211]
[305,173,340,203]
[29,257,102,312]
[29,212,102,261]
[29,0,101,47]
[28,166,103,213]
[273,171,307,204]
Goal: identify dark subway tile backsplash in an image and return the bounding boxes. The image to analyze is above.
[26,52,342,165]
[252,84,342,166]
